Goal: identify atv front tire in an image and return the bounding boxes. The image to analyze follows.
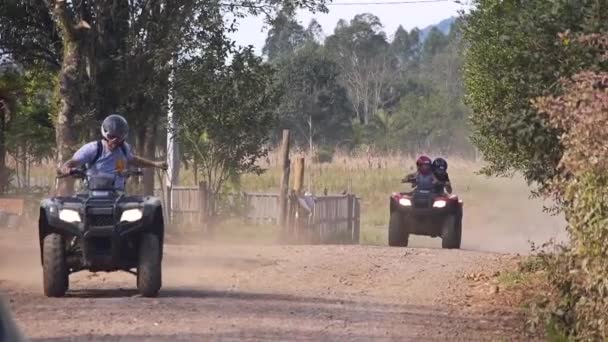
[137,233,162,297]
[441,215,461,249]
[42,233,69,297]
[388,212,409,247]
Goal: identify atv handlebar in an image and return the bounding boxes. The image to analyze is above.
[56,168,86,179]
[123,169,144,177]
[56,168,144,179]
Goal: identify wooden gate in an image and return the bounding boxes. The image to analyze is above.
[157,186,360,244]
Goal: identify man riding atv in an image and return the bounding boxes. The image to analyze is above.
[39,114,169,298]
[390,155,462,249]
[59,114,167,183]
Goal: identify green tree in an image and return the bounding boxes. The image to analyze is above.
[420,27,449,60]
[175,47,280,215]
[325,13,394,125]
[0,1,62,71]
[274,42,353,149]
[462,0,608,190]
[7,69,55,190]
[0,65,55,192]
[0,65,22,192]
[263,8,307,62]
[390,25,420,70]
[1,0,328,195]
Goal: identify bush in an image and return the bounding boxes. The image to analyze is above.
[531,37,608,339]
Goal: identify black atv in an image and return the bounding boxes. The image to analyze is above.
[38,168,164,297]
[388,176,463,249]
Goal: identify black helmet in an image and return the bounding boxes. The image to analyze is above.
[432,157,448,173]
[101,114,129,141]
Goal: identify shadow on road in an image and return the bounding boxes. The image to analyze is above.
[65,287,354,306]
[30,331,438,342]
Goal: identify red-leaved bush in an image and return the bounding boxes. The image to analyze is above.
[531,34,608,340]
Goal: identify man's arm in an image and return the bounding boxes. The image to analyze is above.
[123,142,167,170]
[402,172,416,183]
[130,155,167,170]
[59,159,80,175]
[59,142,97,174]
[444,174,453,194]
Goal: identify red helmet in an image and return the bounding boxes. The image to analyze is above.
[416,155,432,175]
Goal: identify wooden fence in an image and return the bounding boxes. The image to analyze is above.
[286,193,360,244]
[156,186,360,244]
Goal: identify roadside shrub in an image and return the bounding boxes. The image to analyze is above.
[532,37,608,339]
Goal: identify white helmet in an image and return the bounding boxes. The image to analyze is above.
[101,114,129,141]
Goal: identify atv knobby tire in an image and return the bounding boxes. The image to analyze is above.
[42,233,69,297]
[441,215,461,249]
[388,212,409,247]
[137,233,162,297]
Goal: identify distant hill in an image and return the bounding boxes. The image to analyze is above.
[419,16,456,42]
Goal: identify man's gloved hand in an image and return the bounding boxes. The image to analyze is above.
[156,161,168,171]
[58,165,72,176]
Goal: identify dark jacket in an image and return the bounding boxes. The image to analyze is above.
[433,171,452,194]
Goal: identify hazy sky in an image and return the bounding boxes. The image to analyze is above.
[228,0,470,54]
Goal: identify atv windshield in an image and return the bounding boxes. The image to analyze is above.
[85,173,119,191]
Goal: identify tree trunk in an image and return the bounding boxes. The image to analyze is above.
[55,46,83,195]
[142,117,157,195]
[53,1,89,196]
[193,154,198,185]
[14,153,20,189]
[0,99,8,193]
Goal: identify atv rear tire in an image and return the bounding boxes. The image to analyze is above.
[388,212,409,247]
[137,233,162,297]
[42,233,69,297]
[441,215,461,249]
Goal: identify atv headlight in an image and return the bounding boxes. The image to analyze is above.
[433,200,447,208]
[120,209,143,222]
[59,209,81,223]
[398,198,412,206]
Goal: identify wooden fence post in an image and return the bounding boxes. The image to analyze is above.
[293,157,305,194]
[353,197,360,244]
[347,194,353,244]
[166,184,172,224]
[199,181,208,232]
[278,129,291,229]
[291,157,306,240]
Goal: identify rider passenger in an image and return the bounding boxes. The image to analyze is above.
[432,157,452,194]
[59,114,167,190]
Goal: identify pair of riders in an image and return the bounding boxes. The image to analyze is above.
[59,114,167,190]
[403,155,452,194]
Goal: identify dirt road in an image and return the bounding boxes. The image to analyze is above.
[0,230,530,342]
